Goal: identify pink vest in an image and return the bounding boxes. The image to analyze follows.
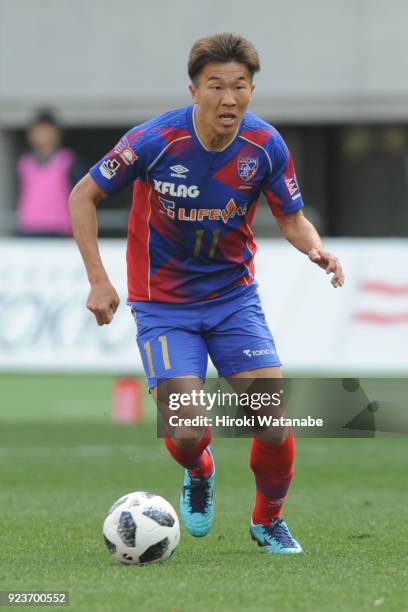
[17,148,74,235]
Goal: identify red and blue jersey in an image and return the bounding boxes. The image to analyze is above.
[89,105,304,303]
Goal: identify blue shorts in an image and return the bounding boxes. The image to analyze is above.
[129,283,281,389]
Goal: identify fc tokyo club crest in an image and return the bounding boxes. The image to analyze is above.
[237,157,259,182]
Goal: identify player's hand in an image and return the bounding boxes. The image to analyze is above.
[308,248,345,288]
[86,282,120,325]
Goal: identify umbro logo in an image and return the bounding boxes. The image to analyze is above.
[170,164,189,179]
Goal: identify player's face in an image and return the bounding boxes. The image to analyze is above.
[189,62,255,145]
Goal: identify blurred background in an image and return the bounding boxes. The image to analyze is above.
[2,6,407,606]
[1,0,408,413]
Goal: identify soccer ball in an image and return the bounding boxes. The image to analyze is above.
[103,491,180,565]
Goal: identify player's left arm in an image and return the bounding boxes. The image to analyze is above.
[275,210,344,288]
[263,131,344,288]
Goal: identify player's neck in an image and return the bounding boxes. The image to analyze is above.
[193,106,238,152]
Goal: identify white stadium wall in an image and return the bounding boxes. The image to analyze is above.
[1,0,408,126]
[1,238,407,375]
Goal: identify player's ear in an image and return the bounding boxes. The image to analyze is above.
[250,83,256,102]
[189,82,199,103]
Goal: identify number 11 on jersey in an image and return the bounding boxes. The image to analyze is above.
[193,228,221,258]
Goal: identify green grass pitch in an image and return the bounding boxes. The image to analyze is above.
[0,375,407,611]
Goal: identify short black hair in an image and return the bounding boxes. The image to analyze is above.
[188,33,260,83]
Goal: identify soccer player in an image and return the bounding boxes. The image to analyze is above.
[69,33,344,554]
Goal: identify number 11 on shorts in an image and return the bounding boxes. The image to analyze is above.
[143,336,171,377]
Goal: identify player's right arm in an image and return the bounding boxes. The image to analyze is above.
[69,125,146,325]
[69,174,120,326]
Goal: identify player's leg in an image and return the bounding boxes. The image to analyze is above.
[152,376,213,476]
[151,377,215,537]
[205,285,302,553]
[227,367,302,554]
[130,304,215,536]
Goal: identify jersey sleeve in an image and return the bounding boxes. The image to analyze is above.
[89,128,145,195]
[262,133,304,216]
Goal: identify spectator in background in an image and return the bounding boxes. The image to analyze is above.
[17,110,85,237]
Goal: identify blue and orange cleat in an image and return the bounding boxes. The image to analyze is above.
[179,447,215,537]
[250,518,303,554]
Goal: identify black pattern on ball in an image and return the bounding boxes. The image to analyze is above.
[142,492,156,499]
[103,535,116,553]
[106,495,128,517]
[139,537,169,564]
[142,506,175,527]
[118,511,136,547]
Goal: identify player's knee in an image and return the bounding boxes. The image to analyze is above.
[169,428,203,449]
